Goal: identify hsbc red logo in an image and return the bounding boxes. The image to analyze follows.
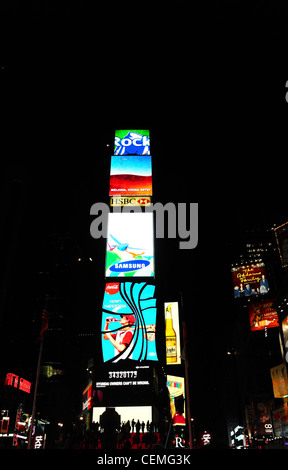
[105,283,119,295]
[137,198,150,205]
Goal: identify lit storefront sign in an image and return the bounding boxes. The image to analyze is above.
[4,373,31,394]
[200,431,212,446]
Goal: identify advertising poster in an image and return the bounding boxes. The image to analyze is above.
[82,382,92,412]
[232,263,270,298]
[248,299,279,331]
[164,302,181,365]
[101,282,157,363]
[254,399,274,435]
[114,130,150,155]
[274,221,288,268]
[270,364,288,399]
[105,212,154,278]
[167,375,186,425]
[109,154,152,196]
[282,315,288,363]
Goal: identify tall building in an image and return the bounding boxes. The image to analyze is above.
[225,221,288,448]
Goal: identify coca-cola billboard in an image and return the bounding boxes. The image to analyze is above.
[101,282,157,363]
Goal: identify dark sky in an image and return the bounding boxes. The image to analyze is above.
[2,0,288,446]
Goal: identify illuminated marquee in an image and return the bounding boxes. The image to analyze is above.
[4,373,31,394]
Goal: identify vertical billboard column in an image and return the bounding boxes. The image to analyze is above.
[102,129,157,364]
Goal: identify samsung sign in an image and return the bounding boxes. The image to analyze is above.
[109,260,150,273]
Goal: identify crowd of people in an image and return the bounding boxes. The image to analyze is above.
[61,415,169,449]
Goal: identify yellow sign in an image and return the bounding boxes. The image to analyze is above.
[110,196,151,207]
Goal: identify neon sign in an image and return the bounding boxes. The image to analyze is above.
[4,373,31,394]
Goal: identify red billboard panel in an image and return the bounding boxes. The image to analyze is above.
[4,373,31,394]
[232,263,270,298]
[248,299,279,331]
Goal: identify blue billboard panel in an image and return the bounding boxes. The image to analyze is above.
[101,282,157,363]
[114,130,150,156]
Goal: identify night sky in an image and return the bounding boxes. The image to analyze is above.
[1,0,288,448]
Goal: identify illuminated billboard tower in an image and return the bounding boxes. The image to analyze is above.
[92,129,164,434]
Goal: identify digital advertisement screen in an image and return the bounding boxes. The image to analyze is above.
[101,282,157,363]
[248,299,279,331]
[232,263,270,298]
[109,154,152,196]
[167,375,186,426]
[274,221,288,268]
[282,315,288,363]
[164,302,181,365]
[114,130,150,156]
[105,212,154,278]
[92,406,152,428]
[270,364,288,398]
[82,382,92,412]
[95,364,152,389]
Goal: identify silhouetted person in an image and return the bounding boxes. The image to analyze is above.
[100,407,120,449]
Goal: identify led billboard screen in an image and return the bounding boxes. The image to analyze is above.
[109,155,152,196]
[114,130,150,155]
[274,221,288,268]
[248,299,279,331]
[93,406,152,427]
[101,282,157,363]
[270,364,288,398]
[167,375,186,426]
[164,302,181,365]
[5,373,31,394]
[95,364,152,389]
[105,212,154,278]
[232,263,270,298]
[282,315,288,364]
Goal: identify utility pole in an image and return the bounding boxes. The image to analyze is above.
[27,297,49,449]
[180,292,193,449]
[27,340,43,448]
